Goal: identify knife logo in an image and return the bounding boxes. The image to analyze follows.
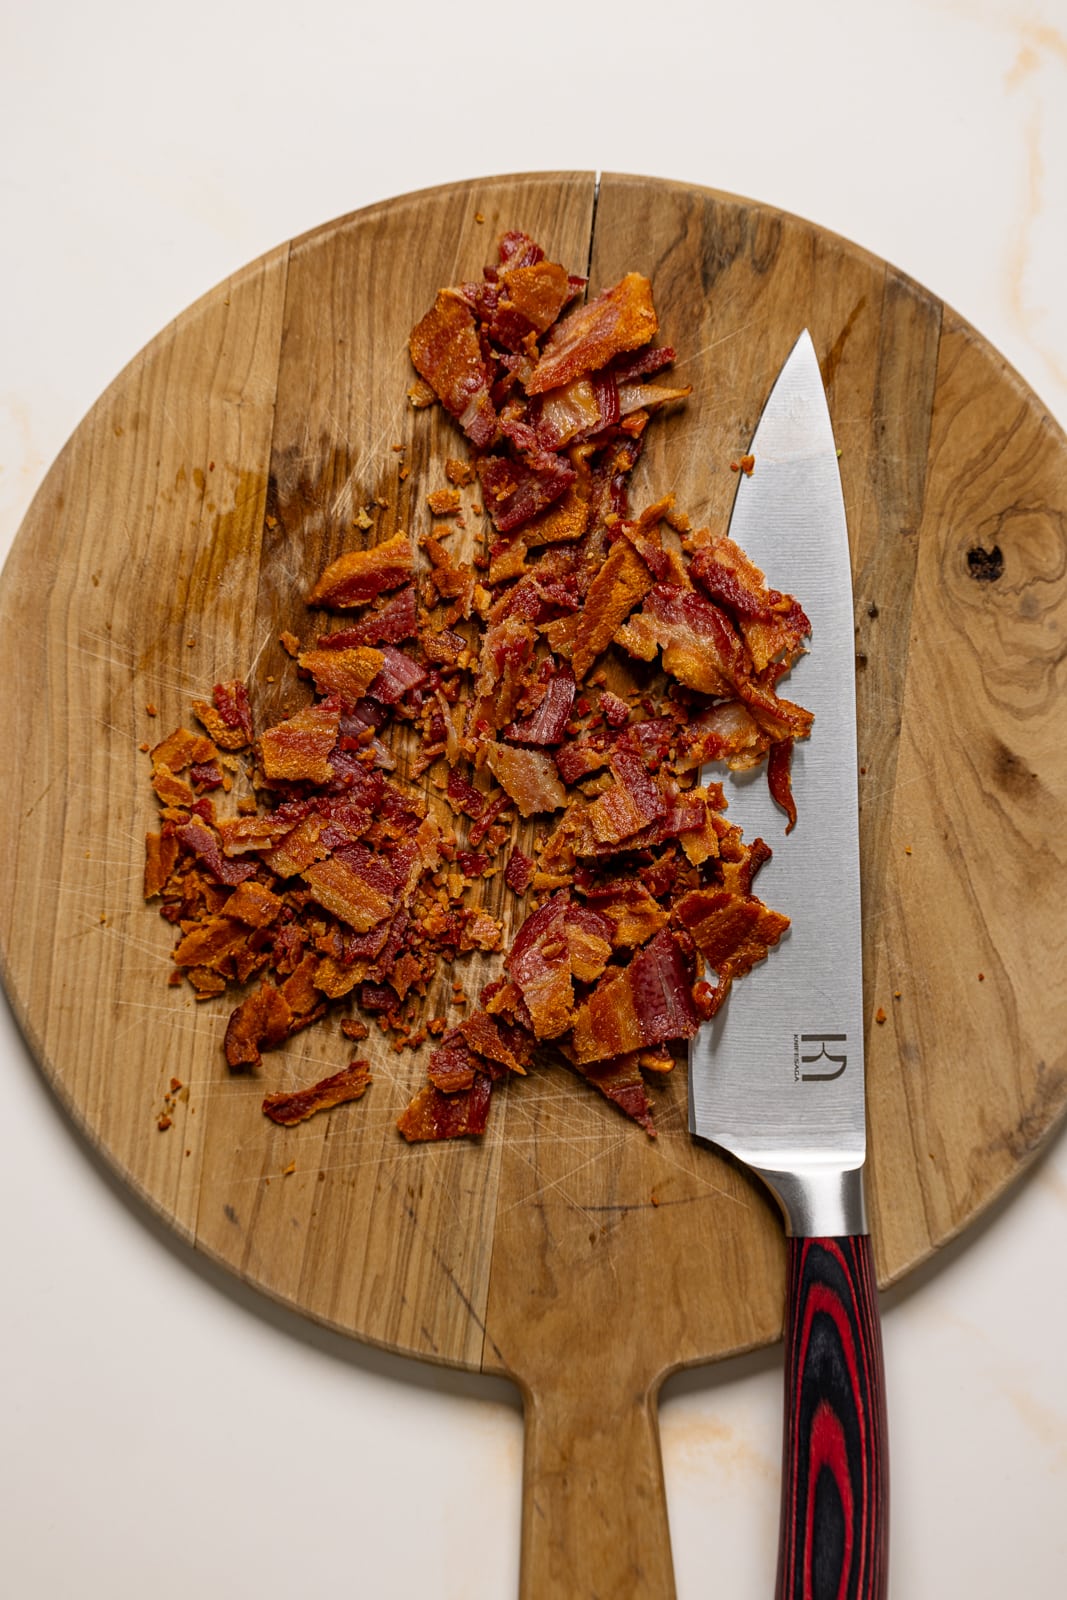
[796,1033,848,1082]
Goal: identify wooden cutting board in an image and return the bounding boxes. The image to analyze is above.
[3,172,1067,1597]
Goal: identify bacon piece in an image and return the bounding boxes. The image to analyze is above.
[397,1076,493,1141]
[316,586,418,649]
[467,617,537,737]
[224,981,292,1069]
[554,731,614,786]
[569,929,700,1065]
[427,1037,480,1093]
[262,1060,372,1126]
[526,273,658,396]
[502,665,575,745]
[672,887,790,978]
[144,829,179,897]
[151,763,194,808]
[446,765,489,819]
[768,738,798,832]
[260,698,341,786]
[225,879,283,927]
[571,538,653,680]
[571,1051,656,1135]
[577,876,669,948]
[366,646,428,705]
[504,848,534,896]
[587,746,667,845]
[150,727,216,773]
[616,583,748,697]
[504,893,575,1040]
[192,680,255,751]
[485,744,567,817]
[409,290,497,447]
[532,377,606,450]
[736,676,814,745]
[477,450,576,535]
[297,645,384,703]
[690,536,811,673]
[675,700,772,773]
[302,844,396,932]
[175,818,258,886]
[307,533,414,610]
[457,1009,533,1075]
[496,257,574,343]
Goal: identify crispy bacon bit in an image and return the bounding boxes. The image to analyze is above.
[768,738,798,833]
[318,586,418,649]
[263,1060,372,1126]
[526,274,658,396]
[571,539,654,680]
[259,698,341,786]
[673,887,790,979]
[397,1076,493,1141]
[192,680,255,751]
[485,744,567,817]
[504,847,534,894]
[297,645,385,703]
[570,930,700,1066]
[307,532,414,609]
[409,290,498,447]
[502,665,575,744]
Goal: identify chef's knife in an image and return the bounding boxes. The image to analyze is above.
[689,331,888,1599]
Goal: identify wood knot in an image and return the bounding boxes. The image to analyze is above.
[967,544,1004,582]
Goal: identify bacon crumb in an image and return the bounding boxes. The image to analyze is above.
[263,1060,372,1126]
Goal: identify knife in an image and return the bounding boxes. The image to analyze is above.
[688,331,889,1599]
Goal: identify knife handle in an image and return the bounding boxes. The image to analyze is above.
[775,1234,888,1600]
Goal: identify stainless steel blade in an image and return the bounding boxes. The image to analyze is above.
[688,330,865,1237]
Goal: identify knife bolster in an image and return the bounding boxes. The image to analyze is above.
[755,1161,868,1238]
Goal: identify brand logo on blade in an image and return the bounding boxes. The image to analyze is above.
[793,1033,848,1082]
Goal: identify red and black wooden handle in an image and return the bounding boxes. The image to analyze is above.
[775,1235,888,1600]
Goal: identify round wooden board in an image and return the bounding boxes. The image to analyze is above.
[3,172,1067,1595]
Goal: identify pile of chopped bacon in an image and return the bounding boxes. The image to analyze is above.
[143,229,811,1141]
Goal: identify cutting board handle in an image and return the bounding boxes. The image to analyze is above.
[775,1234,888,1599]
[518,1369,676,1598]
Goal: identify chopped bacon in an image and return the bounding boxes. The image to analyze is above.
[298,645,385,703]
[175,818,258,886]
[485,744,567,817]
[477,450,576,534]
[145,227,812,1149]
[504,893,576,1040]
[569,929,700,1065]
[263,1060,372,1126]
[504,847,534,894]
[144,829,179,898]
[366,646,428,705]
[690,536,811,674]
[408,290,498,447]
[616,583,748,697]
[307,532,414,610]
[193,680,254,751]
[571,1051,656,1135]
[768,738,798,833]
[317,586,418,648]
[260,698,341,786]
[397,1076,493,1141]
[502,664,575,745]
[526,273,658,395]
[672,887,790,979]
[571,538,654,680]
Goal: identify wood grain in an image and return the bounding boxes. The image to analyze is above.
[2,173,1066,1597]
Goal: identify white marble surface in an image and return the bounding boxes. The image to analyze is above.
[3,2,1067,1594]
